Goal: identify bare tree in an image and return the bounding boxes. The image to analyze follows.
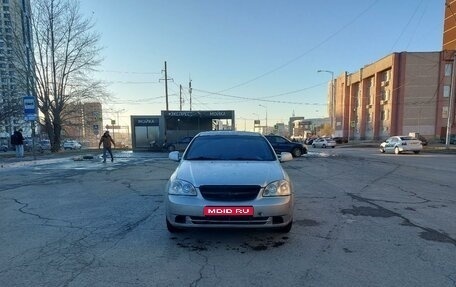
[14,0,106,152]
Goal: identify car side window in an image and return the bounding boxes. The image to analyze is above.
[266,136,276,143]
[276,137,287,144]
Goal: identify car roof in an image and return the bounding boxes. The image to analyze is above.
[196,131,262,137]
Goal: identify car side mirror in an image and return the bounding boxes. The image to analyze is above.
[168,151,181,161]
[279,152,293,162]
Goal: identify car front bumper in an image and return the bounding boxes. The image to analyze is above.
[166,194,293,229]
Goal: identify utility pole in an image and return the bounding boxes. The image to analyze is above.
[189,79,192,111]
[179,84,182,111]
[164,61,169,110]
[159,61,173,111]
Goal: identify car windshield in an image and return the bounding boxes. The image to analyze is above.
[184,135,276,161]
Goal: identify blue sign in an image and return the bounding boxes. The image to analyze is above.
[23,96,37,121]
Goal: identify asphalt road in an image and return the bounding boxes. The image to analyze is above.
[0,148,455,287]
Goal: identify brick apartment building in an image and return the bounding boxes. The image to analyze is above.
[332,51,455,141]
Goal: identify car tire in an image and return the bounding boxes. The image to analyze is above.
[291,147,302,157]
[312,144,316,148]
[276,221,292,233]
[166,218,182,233]
[380,148,385,153]
[413,151,420,154]
[322,144,326,148]
[394,147,400,155]
[331,146,335,148]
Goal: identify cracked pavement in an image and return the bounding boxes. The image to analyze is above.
[0,148,455,286]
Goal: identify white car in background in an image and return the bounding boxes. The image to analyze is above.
[312,138,336,148]
[380,136,423,154]
[63,140,82,150]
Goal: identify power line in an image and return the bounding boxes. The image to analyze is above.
[94,69,161,75]
[191,88,326,106]
[202,0,380,95]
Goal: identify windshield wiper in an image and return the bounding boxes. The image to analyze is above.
[186,156,219,160]
[230,157,263,161]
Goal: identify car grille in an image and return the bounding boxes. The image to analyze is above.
[199,185,261,201]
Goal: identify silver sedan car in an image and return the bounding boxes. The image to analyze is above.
[380,136,423,154]
[165,131,294,233]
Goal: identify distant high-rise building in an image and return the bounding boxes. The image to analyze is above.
[0,0,33,137]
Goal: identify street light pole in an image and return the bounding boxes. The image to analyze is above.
[259,104,268,135]
[318,70,335,136]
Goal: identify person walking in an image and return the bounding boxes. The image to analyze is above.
[11,129,25,158]
[99,131,115,162]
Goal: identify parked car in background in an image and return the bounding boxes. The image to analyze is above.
[265,134,307,157]
[166,131,294,233]
[312,138,336,148]
[408,132,428,146]
[22,139,47,153]
[38,140,51,151]
[380,136,423,154]
[63,140,82,150]
[332,137,348,144]
[166,136,194,152]
[1,144,7,152]
[440,134,456,144]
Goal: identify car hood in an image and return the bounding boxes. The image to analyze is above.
[175,161,287,187]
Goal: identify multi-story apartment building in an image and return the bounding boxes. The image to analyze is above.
[0,0,33,138]
[443,0,456,50]
[64,102,103,146]
[332,51,455,141]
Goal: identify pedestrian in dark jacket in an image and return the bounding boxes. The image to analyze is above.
[99,131,115,162]
[12,129,25,158]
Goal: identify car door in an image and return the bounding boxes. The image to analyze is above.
[266,136,281,153]
[385,137,397,153]
[274,136,290,153]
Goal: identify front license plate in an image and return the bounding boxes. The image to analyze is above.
[204,206,254,216]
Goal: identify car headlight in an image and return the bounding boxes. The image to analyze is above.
[263,180,291,197]
[168,179,197,196]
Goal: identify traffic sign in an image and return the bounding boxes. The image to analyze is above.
[23,96,37,121]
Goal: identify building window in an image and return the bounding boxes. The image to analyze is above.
[443,106,449,118]
[445,63,453,76]
[444,85,451,98]
[3,6,9,11]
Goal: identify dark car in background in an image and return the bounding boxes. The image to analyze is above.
[166,136,194,152]
[265,134,307,157]
[440,134,456,144]
[332,137,348,144]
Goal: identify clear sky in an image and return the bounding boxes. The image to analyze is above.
[79,0,444,131]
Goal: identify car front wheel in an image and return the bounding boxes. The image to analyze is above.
[413,151,420,154]
[380,148,385,153]
[276,221,292,233]
[394,147,400,155]
[166,218,182,233]
[291,147,302,157]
